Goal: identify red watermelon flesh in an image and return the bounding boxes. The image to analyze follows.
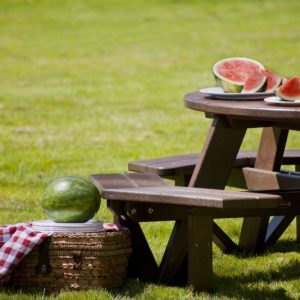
[276,76,300,101]
[213,57,267,93]
[264,69,284,93]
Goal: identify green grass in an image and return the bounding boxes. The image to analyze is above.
[1,0,300,299]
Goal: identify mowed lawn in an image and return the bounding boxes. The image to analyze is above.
[1,0,300,299]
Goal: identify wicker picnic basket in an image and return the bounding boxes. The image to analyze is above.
[9,229,131,292]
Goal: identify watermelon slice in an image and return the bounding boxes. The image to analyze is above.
[213,57,267,93]
[264,69,285,93]
[276,76,300,101]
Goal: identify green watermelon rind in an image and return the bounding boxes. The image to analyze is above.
[214,76,243,93]
[213,57,267,93]
[42,176,101,223]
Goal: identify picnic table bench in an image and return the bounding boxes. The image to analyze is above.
[129,149,300,243]
[128,149,300,188]
[91,172,298,292]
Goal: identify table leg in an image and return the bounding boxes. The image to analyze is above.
[188,214,213,292]
[158,219,188,285]
[213,222,240,253]
[254,128,289,171]
[239,216,270,251]
[120,218,159,281]
[187,117,246,252]
[189,117,246,189]
[240,127,289,251]
[295,165,300,242]
[265,215,295,246]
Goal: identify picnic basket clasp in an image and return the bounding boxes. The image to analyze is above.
[36,237,52,275]
[72,250,82,270]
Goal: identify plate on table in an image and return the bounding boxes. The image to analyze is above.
[32,220,104,233]
[264,96,300,106]
[199,87,275,100]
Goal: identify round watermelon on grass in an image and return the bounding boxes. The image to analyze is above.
[42,176,101,223]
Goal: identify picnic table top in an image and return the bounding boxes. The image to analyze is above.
[184,91,300,122]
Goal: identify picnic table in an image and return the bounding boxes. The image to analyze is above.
[91,90,300,292]
[184,91,300,251]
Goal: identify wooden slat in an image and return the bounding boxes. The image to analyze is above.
[128,153,199,175]
[90,173,168,191]
[128,152,252,176]
[243,167,300,191]
[102,186,282,209]
[128,150,300,177]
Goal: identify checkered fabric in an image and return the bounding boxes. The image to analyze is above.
[0,223,49,279]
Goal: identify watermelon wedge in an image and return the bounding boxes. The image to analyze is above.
[276,76,300,101]
[213,57,267,93]
[264,69,285,93]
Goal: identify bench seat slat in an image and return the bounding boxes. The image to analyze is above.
[91,173,168,190]
[128,150,300,177]
[102,186,282,209]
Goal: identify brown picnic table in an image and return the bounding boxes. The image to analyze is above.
[184,91,300,251]
[91,91,300,292]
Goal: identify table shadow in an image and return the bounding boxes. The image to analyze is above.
[267,239,300,254]
[214,259,300,300]
[3,241,298,299]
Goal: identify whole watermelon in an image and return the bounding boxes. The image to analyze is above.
[42,176,101,223]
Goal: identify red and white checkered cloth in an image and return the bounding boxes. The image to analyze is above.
[0,223,50,280]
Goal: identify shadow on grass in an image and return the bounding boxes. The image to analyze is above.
[267,239,300,254]
[2,241,299,299]
[210,240,300,299]
[214,259,300,300]
[111,241,300,299]
[225,239,300,259]
[109,278,148,299]
[2,279,149,299]
[2,263,298,300]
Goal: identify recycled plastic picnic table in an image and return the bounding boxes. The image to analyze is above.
[91,90,300,292]
[184,90,300,250]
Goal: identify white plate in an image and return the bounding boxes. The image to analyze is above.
[199,87,275,100]
[32,220,104,233]
[264,96,300,106]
